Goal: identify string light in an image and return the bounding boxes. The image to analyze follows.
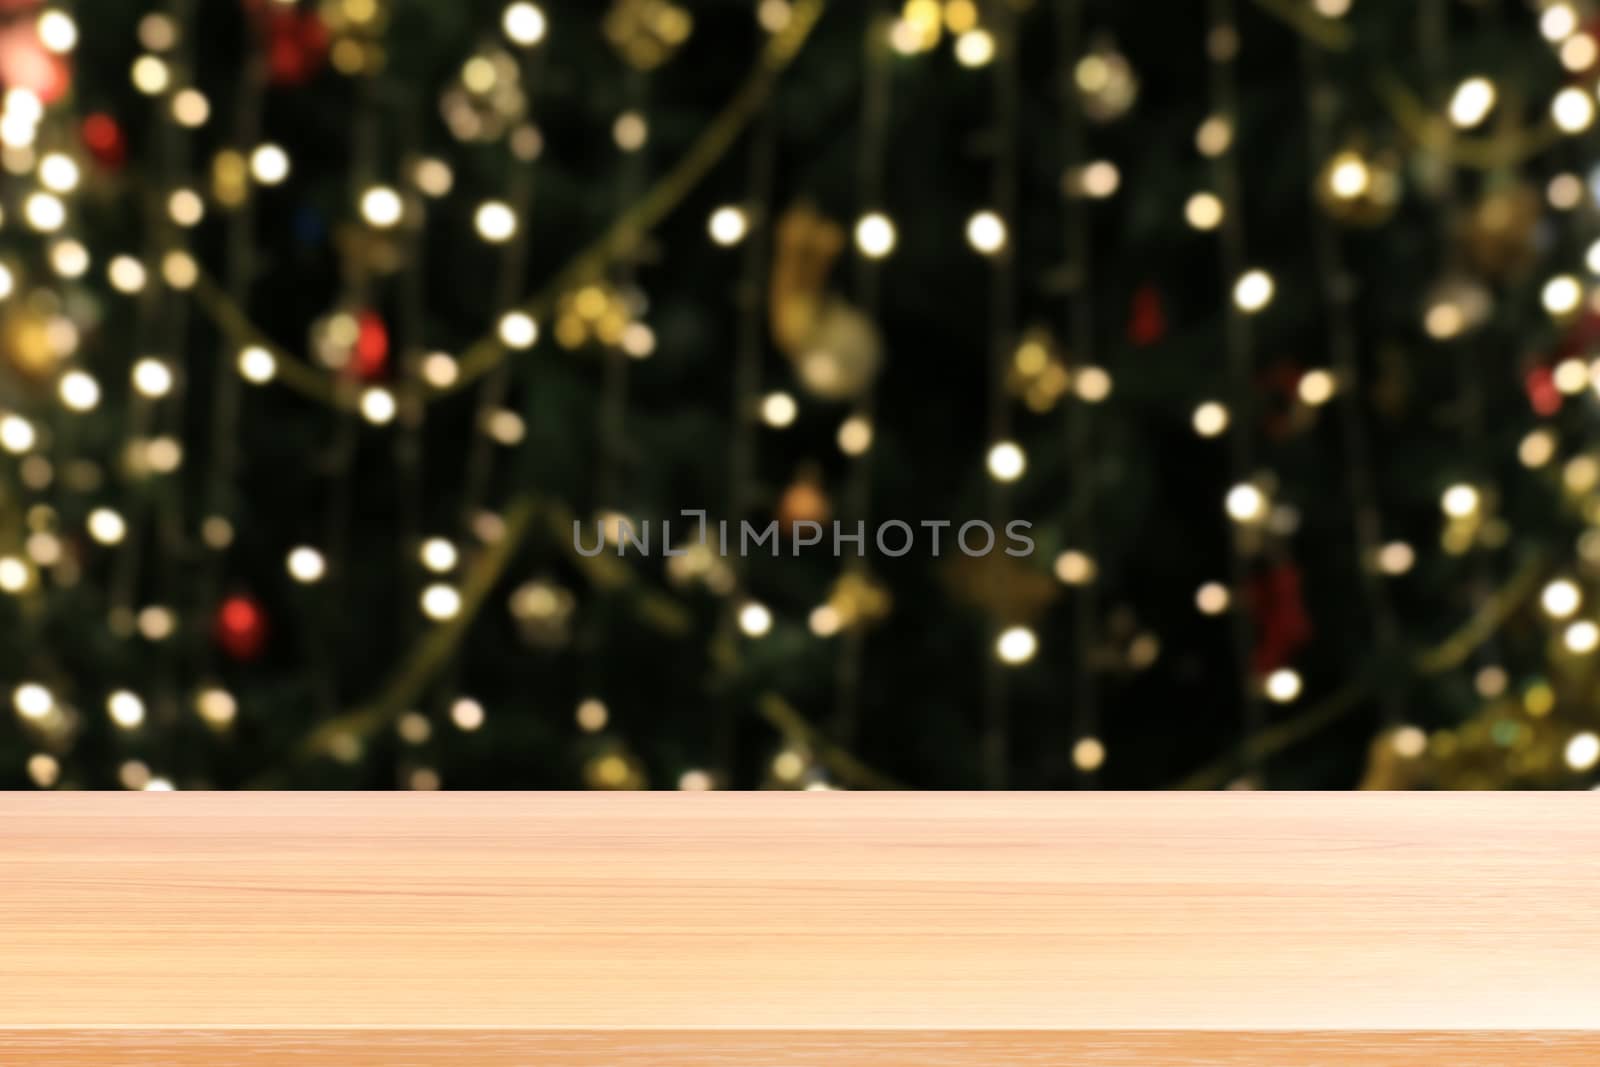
[1377,541,1416,576]
[1054,550,1096,586]
[421,583,463,621]
[738,601,773,637]
[760,391,797,428]
[418,353,457,388]
[87,508,126,545]
[1542,578,1582,619]
[1192,400,1229,436]
[36,9,77,53]
[497,311,538,349]
[1568,731,1600,772]
[168,188,204,226]
[1325,152,1369,198]
[995,625,1037,665]
[1232,269,1275,313]
[171,88,209,127]
[1195,114,1232,156]
[25,192,65,232]
[450,697,485,731]
[965,209,1006,254]
[1543,274,1583,315]
[1564,619,1600,654]
[837,414,872,455]
[13,682,53,720]
[131,358,174,399]
[576,698,608,732]
[1264,668,1302,703]
[954,28,995,68]
[1441,484,1480,519]
[1185,191,1224,230]
[163,248,197,288]
[131,55,170,95]
[237,346,277,384]
[613,111,648,151]
[1072,737,1106,772]
[108,256,148,294]
[1552,86,1595,133]
[360,387,397,425]
[45,238,84,279]
[1073,366,1113,402]
[708,205,748,246]
[1448,76,1496,128]
[59,370,100,412]
[413,157,454,197]
[1297,369,1336,406]
[1543,3,1579,42]
[107,691,145,729]
[138,12,177,50]
[287,546,326,584]
[360,185,403,228]
[985,440,1026,482]
[855,212,896,258]
[0,556,29,594]
[1196,582,1230,615]
[420,538,458,573]
[1225,483,1266,523]
[38,152,79,192]
[0,415,36,454]
[502,2,547,46]
[250,144,290,185]
[475,200,516,242]
[137,605,176,642]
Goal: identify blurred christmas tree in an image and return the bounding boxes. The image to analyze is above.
[3,0,1600,790]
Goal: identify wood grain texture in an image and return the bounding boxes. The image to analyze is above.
[1,793,1596,1064]
[5,1031,1600,1066]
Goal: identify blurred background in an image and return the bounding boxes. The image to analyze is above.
[2,0,1599,790]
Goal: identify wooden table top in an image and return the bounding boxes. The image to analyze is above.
[2,793,1596,1063]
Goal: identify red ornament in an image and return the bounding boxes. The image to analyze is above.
[1246,562,1312,677]
[1257,362,1304,441]
[353,311,389,379]
[214,594,268,661]
[1127,284,1167,346]
[81,113,127,169]
[0,16,70,104]
[1525,365,1562,417]
[244,0,330,87]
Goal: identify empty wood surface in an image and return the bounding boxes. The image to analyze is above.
[4,1030,1600,1066]
[1,793,1597,1063]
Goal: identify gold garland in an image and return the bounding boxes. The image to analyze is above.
[193,0,827,412]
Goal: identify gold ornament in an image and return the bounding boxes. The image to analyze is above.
[555,283,634,350]
[584,744,647,789]
[604,0,693,70]
[825,570,892,631]
[793,299,882,401]
[509,578,577,648]
[322,0,388,76]
[1,300,59,384]
[1076,36,1137,123]
[941,553,1059,625]
[440,49,526,144]
[770,204,882,401]
[1461,183,1540,282]
[1006,329,1071,413]
[776,467,831,534]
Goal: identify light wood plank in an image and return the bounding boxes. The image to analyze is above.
[4,1031,1600,1066]
[1,793,1596,1062]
